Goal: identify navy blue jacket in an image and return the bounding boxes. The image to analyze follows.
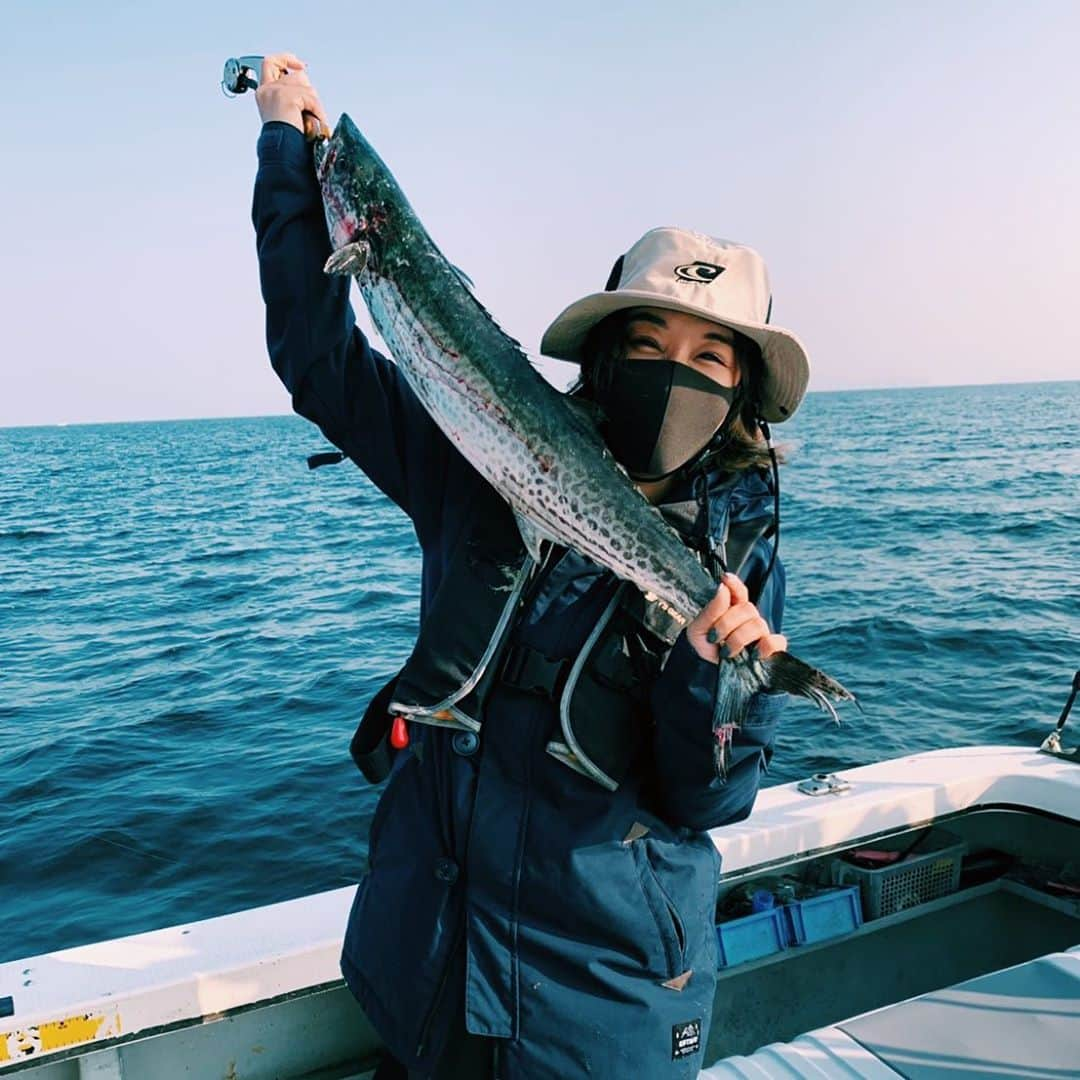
[253,120,786,1077]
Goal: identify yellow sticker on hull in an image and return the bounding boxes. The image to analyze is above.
[1,1007,121,1062]
[39,1013,105,1051]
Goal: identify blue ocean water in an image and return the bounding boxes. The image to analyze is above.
[2,381,1077,963]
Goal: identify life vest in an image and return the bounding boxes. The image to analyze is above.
[350,474,773,791]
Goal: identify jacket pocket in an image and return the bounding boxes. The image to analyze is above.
[630,839,687,977]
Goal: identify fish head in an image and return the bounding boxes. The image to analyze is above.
[314,113,403,268]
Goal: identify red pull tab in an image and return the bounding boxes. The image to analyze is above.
[390,715,410,750]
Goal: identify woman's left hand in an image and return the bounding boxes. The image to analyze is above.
[685,572,787,664]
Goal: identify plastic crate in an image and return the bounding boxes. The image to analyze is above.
[715,907,788,969]
[830,828,967,919]
[783,886,862,945]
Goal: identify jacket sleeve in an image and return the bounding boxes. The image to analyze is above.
[648,543,787,833]
[251,120,451,542]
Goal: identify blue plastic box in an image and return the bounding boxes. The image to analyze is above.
[715,907,788,969]
[783,886,862,945]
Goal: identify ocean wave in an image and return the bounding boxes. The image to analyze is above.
[2,388,1078,962]
[0,527,57,541]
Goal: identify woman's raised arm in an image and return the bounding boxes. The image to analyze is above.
[250,55,451,539]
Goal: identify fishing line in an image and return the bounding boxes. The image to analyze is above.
[90,832,180,865]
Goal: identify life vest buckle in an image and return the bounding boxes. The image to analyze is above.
[501,643,571,699]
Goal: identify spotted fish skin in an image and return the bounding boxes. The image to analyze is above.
[313,114,854,718]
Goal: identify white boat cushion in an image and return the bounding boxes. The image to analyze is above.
[837,949,1080,1079]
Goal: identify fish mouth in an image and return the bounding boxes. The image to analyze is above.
[314,112,362,182]
[316,113,391,253]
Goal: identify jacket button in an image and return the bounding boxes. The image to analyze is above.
[452,730,479,756]
[433,857,459,884]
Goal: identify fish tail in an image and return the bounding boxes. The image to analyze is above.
[712,660,756,733]
[760,652,856,725]
[710,662,757,782]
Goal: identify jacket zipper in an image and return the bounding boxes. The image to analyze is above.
[417,552,559,1058]
[634,841,687,974]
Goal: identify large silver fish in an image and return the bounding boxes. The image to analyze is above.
[313,114,854,723]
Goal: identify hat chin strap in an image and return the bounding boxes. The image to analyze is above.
[757,418,781,590]
[683,406,782,593]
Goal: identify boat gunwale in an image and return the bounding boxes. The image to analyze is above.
[2,745,1077,1072]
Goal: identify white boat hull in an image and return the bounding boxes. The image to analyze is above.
[3,746,1077,1077]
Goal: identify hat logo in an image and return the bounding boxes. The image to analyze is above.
[673,261,725,284]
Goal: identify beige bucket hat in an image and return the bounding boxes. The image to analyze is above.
[540,227,810,422]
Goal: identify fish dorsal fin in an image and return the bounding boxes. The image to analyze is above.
[564,395,604,429]
[512,509,558,564]
[562,396,610,449]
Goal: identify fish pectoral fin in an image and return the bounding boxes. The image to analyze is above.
[512,509,558,564]
[324,241,370,277]
[760,651,856,724]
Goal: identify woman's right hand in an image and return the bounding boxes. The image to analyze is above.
[685,572,787,664]
[254,53,332,139]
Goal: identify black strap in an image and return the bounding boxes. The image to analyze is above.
[500,643,571,699]
[604,255,626,291]
[308,450,346,469]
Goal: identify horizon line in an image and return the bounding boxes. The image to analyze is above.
[2,376,1076,432]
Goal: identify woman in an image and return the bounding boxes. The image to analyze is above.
[252,54,807,1079]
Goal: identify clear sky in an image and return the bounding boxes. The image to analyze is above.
[2,1,1077,427]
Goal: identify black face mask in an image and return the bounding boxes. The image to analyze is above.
[595,359,737,481]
